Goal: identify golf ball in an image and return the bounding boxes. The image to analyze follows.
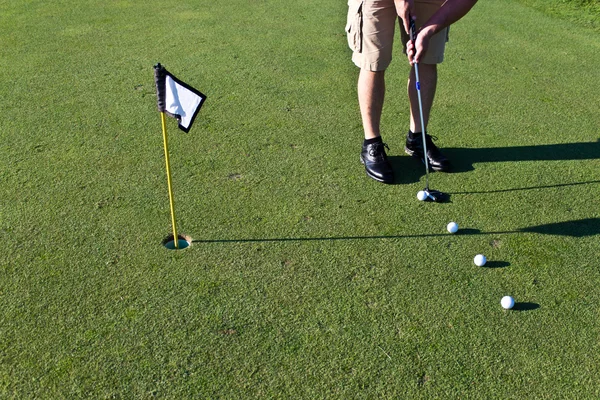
[501,296,515,310]
[417,190,427,201]
[447,222,458,233]
[474,254,487,267]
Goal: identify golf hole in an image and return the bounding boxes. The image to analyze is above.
[162,234,191,250]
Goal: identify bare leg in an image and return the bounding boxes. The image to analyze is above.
[358,69,385,139]
[408,63,437,132]
[357,68,393,183]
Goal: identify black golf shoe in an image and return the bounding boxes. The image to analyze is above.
[404,131,451,172]
[360,141,394,184]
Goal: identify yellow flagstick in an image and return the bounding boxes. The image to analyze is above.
[161,112,179,249]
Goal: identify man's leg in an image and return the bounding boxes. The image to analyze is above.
[357,68,394,183]
[400,0,451,171]
[405,62,451,171]
[358,69,385,139]
[408,63,436,133]
[348,0,396,183]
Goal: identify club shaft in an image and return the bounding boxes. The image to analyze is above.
[413,62,430,190]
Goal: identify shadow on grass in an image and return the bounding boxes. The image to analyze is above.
[512,302,541,312]
[483,261,511,269]
[519,218,600,237]
[192,218,600,244]
[388,155,423,185]
[456,228,482,235]
[374,141,600,192]
[451,180,600,195]
[445,139,600,173]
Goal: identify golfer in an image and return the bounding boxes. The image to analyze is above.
[347,0,478,183]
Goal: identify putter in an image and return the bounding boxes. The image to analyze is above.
[409,18,448,203]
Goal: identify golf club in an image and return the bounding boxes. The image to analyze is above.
[409,18,448,203]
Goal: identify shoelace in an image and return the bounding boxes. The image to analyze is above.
[423,134,440,151]
[424,134,444,158]
[368,142,390,157]
[410,133,438,145]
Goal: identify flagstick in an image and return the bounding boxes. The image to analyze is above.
[160,112,179,249]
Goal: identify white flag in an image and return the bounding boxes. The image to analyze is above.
[154,64,206,133]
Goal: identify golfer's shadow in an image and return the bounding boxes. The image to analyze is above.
[386,140,600,184]
[388,155,425,184]
[520,218,600,237]
[456,219,600,238]
[444,139,600,173]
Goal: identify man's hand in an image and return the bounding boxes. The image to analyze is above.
[405,0,479,64]
[406,25,436,65]
[394,0,414,35]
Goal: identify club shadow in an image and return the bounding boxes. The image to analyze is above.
[512,302,541,312]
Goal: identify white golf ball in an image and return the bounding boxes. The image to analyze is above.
[417,190,427,201]
[501,296,515,310]
[474,254,487,267]
[447,222,458,234]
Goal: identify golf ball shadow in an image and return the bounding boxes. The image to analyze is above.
[455,228,481,235]
[511,302,541,312]
[483,261,511,269]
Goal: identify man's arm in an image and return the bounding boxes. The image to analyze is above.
[394,0,415,36]
[408,0,478,64]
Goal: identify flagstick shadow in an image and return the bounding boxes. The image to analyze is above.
[192,232,452,244]
[192,218,600,244]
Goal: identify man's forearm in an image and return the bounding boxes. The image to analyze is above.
[422,0,478,36]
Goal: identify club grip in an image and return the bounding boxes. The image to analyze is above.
[409,18,417,43]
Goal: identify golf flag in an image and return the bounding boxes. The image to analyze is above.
[154,63,206,133]
[153,63,206,249]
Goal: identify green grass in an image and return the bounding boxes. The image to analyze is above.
[515,0,600,31]
[1,0,599,398]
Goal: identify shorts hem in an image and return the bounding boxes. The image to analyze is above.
[352,53,391,71]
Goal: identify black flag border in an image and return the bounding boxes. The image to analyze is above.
[166,70,207,133]
[155,63,207,133]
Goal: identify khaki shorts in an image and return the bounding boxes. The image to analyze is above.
[346,0,449,71]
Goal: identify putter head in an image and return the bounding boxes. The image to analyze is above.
[423,188,449,203]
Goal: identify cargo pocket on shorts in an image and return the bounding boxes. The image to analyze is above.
[345,0,363,53]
